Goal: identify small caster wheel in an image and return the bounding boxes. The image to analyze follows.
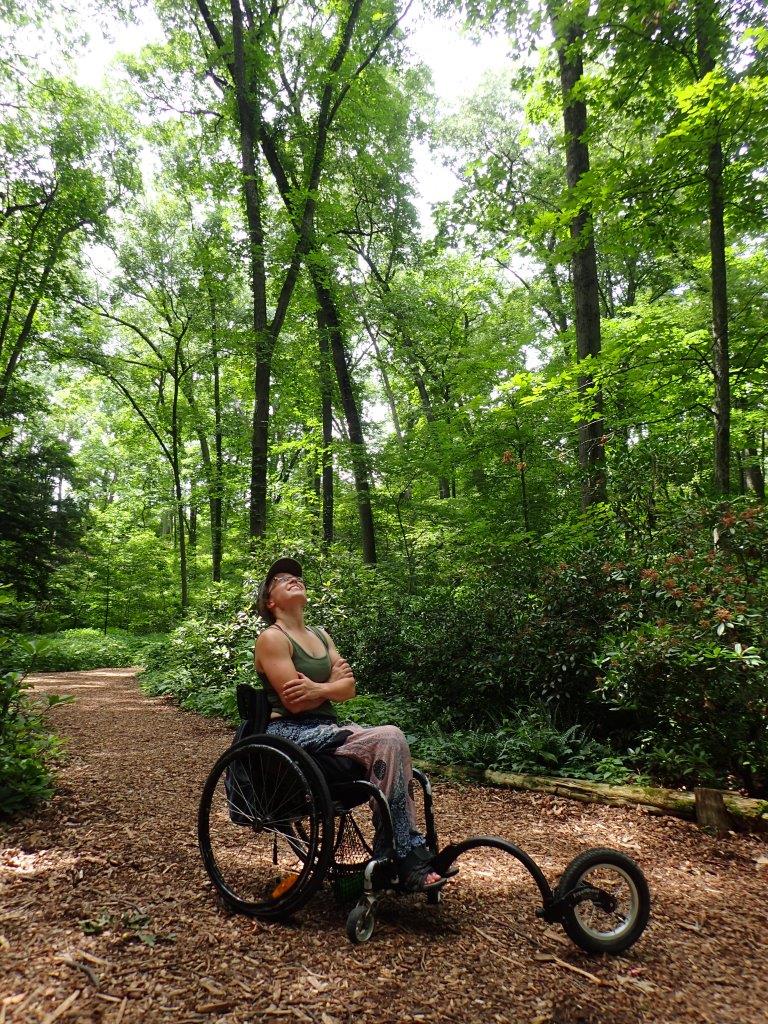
[426,888,442,905]
[346,904,375,944]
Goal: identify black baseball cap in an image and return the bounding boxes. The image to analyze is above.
[257,557,303,623]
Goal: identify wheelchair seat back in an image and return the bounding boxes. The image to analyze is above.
[236,683,271,731]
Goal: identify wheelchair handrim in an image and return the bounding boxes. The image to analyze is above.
[198,741,331,918]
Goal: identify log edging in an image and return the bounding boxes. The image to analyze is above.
[414,760,768,833]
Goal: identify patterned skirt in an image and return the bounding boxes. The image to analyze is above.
[265,715,426,859]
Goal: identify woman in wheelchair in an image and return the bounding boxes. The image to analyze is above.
[254,557,452,893]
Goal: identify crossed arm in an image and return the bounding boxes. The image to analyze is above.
[254,628,356,714]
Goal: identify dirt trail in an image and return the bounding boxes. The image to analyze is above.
[1,669,767,1024]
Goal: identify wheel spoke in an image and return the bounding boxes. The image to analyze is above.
[227,768,258,823]
[199,739,332,918]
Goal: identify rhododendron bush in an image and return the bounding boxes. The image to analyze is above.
[141,499,768,794]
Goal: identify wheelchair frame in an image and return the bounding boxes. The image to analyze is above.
[198,733,651,952]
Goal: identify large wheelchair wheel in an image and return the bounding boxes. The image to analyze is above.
[555,848,650,955]
[198,736,335,920]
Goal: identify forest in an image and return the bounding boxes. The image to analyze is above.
[1,0,767,814]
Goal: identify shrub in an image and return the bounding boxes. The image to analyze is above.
[0,595,69,634]
[0,636,72,815]
[342,693,416,730]
[141,665,240,722]
[134,499,768,793]
[589,501,768,790]
[8,629,167,672]
[411,704,633,783]
[597,624,767,789]
[140,614,258,720]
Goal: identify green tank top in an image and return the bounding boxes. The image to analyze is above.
[258,624,338,721]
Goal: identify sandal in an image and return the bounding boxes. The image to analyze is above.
[398,847,459,893]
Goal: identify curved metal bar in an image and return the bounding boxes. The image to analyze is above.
[411,768,438,853]
[432,836,554,904]
[411,767,431,795]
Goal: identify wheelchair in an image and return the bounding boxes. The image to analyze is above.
[198,691,651,952]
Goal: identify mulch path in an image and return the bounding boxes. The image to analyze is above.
[1,669,767,1024]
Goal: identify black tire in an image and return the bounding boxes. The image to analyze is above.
[198,735,334,920]
[556,848,650,955]
[346,904,375,944]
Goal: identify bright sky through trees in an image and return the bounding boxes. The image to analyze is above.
[71,1,511,227]
[407,9,512,224]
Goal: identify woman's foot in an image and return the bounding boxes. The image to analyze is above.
[400,862,447,892]
[398,847,456,892]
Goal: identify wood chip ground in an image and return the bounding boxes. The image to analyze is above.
[1,669,767,1024]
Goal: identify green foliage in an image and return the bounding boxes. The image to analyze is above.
[0,634,71,815]
[340,692,633,781]
[50,517,182,634]
[341,692,415,730]
[589,503,768,788]
[141,500,768,792]
[7,629,167,673]
[598,628,767,788]
[0,436,84,601]
[412,707,633,784]
[139,614,256,721]
[0,71,140,418]
[1,0,767,805]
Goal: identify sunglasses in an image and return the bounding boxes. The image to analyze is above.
[269,573,304,591]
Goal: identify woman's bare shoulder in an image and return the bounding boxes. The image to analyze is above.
[255,626,290,653]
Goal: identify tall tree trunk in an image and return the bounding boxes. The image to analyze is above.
[369,331,403,443]
[361,276,446,496]
[170,372,188,614]
[0,190,55,363]
[696,6,731,495]
[311,265,376,563]
[173,471,188,613]
[0,231,67,412]
[734,398,765,498]
[250,354,272,539]
[548,1,607,509]
[179,350,223,584]
[398,337,450,498]
[413,370,450,500]
[706,137,730,495]
[184,417,222,585]
[742,448,765,499]
[515,428,531,531]
[519,465,530,530]
[544,235,569,335]
[316,304,335,545]
[189,493,198,549]
[228,0,272,538]
[199,0,381,539]
[211,329,223,582]
[360,311,403,443]
[94,350,191,611]
[160,508,173,538]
